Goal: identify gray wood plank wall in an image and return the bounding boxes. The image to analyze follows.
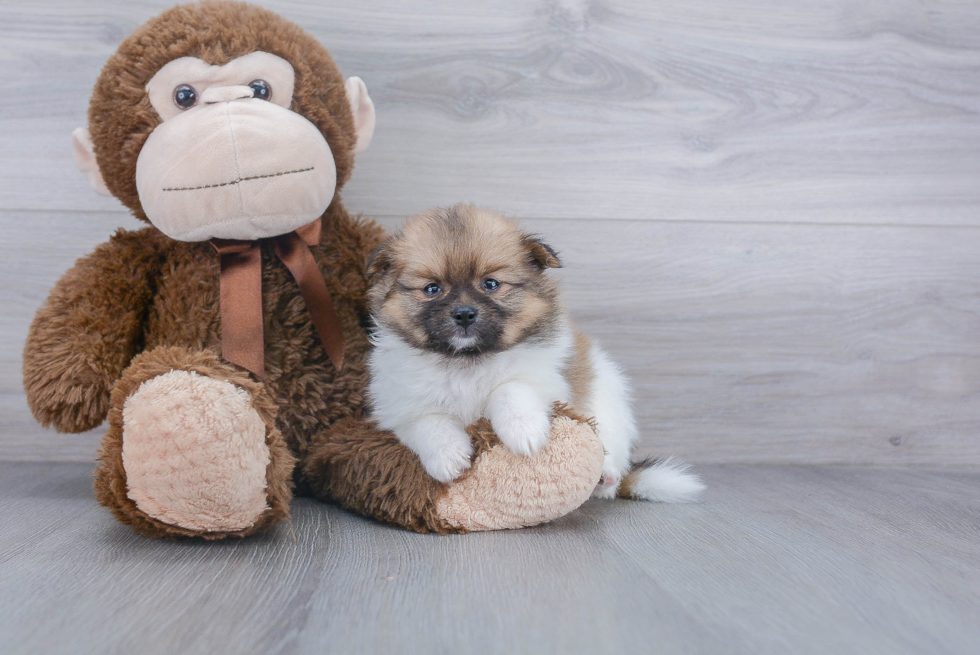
[2,0,979,464]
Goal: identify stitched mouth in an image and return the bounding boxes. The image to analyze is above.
[162,166,314,192]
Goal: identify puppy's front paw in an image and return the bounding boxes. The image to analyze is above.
[418,431,474,483]
[492,409,552,457]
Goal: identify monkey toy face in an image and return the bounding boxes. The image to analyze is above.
[135,52,342,241]
[71,2,375,242]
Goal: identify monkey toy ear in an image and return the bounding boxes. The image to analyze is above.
[345,76,376,154]
[71,127,111,197]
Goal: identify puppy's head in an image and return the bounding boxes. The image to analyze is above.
[368,204,563,357]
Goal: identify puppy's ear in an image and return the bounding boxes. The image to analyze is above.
[366,240,394,280]
[524,235,562,269]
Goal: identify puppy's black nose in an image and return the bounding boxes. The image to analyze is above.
[453,306,478,328]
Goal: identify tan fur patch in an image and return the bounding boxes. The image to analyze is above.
[371,204,562,352]
[565,330,595,410]
[393,206,525,280]
[499,292,553,347]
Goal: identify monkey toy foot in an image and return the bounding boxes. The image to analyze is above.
[95,347,295,539]
[303,405,604,533]
[435,409,604,531]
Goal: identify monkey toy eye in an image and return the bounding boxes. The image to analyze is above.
[423,283,442,296]
[173,85,198,109]
[481,278,500,292]
[249,79,271,101]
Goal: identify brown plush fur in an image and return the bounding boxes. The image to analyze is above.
[303,417,460,534]
[23,229,164,433]
[24,2,602,538]
[25,200,397,537]
[21,1,421,537]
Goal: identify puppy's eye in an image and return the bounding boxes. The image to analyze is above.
[423,283,442,296]
[249,79,271,101]
[481,278,500,292]
[173,85,198,109]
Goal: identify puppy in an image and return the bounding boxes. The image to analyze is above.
[366,204,704,502]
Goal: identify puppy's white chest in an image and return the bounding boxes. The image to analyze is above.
[424,360,510,423]
[367,331,573,428]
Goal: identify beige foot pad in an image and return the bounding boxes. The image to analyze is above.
[121,370,271,532]
[435,415,604,531]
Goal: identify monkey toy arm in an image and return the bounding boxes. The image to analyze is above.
[23,228,162,433]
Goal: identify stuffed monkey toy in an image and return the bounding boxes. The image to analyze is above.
[23,1,604,538]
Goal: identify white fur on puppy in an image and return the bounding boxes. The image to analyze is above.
[366,205,704,502]
[621,457,706,503]
[368,326,573,481]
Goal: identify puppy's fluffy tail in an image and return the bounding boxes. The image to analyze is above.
[617,457,705,503]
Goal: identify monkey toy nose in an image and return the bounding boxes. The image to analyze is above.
[201,85,256,104]
[452,306,478,328]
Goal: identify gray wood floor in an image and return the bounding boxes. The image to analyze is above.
[0,462,977,655]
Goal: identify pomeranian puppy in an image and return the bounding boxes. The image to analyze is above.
[366,204,704,501]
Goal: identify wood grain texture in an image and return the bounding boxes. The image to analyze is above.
[0,462,977,654]
[1,0,980,223]
[4,212,979,464]
[542,218,980,465]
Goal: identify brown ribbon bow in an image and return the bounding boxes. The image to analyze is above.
[211,218,344,378]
